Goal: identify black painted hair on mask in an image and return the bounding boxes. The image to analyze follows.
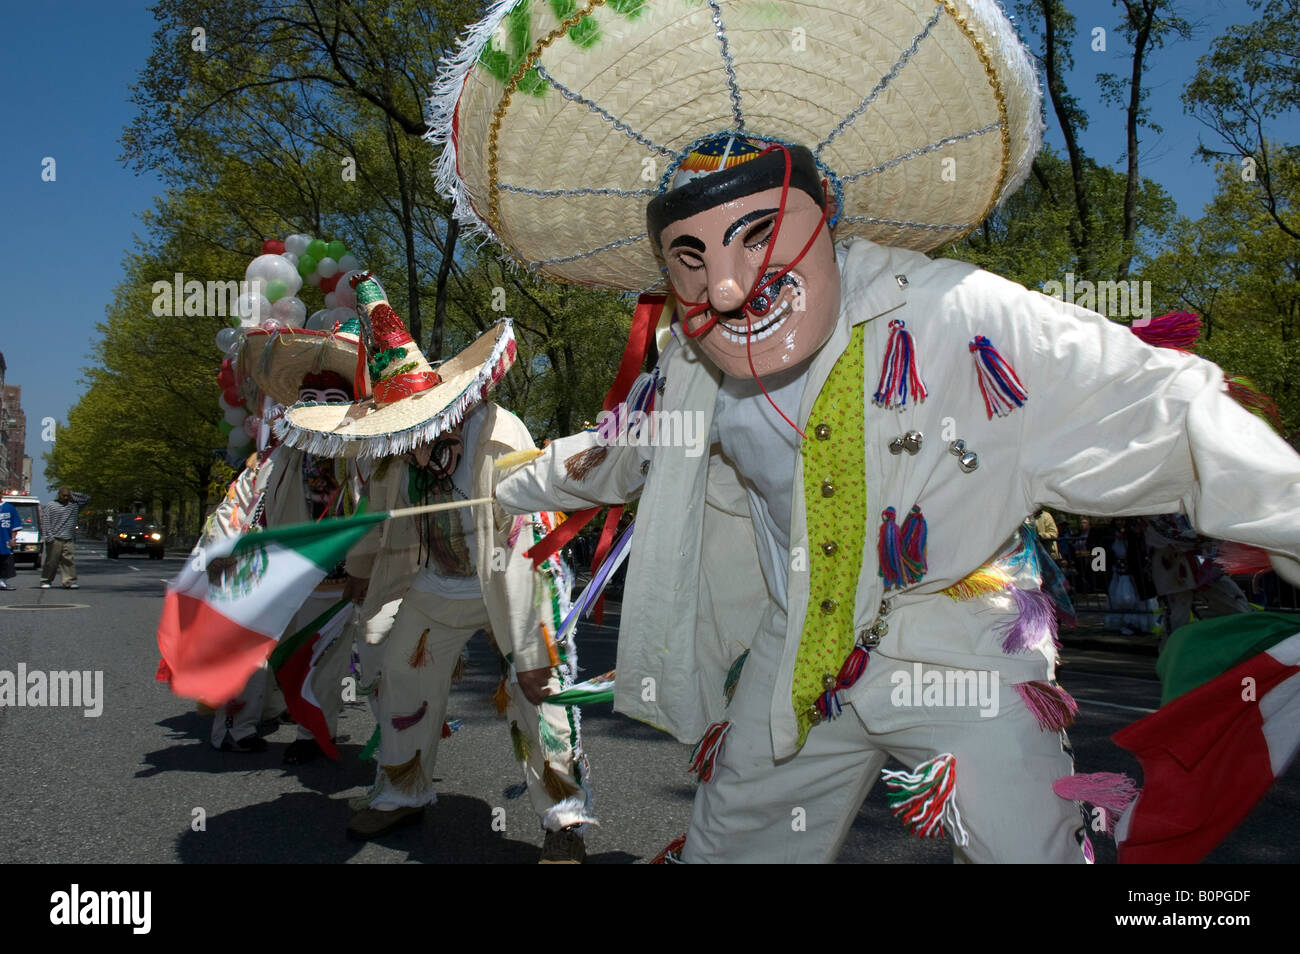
[646,144,824,254]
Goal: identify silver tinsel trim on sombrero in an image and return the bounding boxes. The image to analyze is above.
[426,0,1044,289]
[272,320,517,460]
[427,0,520,250]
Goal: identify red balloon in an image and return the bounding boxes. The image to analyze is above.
[262,239,286,255]
[216,362,235,389]
[319,272,341,295]
[222,386,242,406]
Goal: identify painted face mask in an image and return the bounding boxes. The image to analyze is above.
[651,139,840,382]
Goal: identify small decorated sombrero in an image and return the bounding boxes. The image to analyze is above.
[428,0,1042,291]
[240,327,364,407]
[274,273,518,458]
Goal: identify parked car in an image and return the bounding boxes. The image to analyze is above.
[108,514,165,559]
[2,493,43,569]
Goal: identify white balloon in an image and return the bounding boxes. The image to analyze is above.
[281,251,299,267]
[260,317,283,333]
[214,327,241,354]
[334,271,361,308]
[244,253,302,296]
[271,296,307,327]
[224,404,246,426]
[315,256,339,278]
[234,291,272,324]
[284,233,312,256]
[337,253,360,272]
[324,292,338,309]
[305,309,330,331]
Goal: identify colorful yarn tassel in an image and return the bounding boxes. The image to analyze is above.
[1053,772,1139,835]
[998,587,1059,653]
[1130,311,1201,351]
[881,753,969,845]
[542,762,580,801]
[815,647,872,721]
[564,446,608,482]
[723,648,750,707]
[441,718,463,738]
[650,834,687,864]
[539,713,566,757]
[408,629,433,669]
[900,505,928,583]
[689,721,731,783]
[969,335,1028,418]
[873,319,927,409]
[1226,376,1286,433]
[510,720,530,763]
[941,564,1013,600]
[359,724,381,762]
[391,700,428,731]
[1015,680,1079,731]
[1214,541,1273,576]
[381,750,424,795]
[503,782,528,800]
[877,508,906,588]
[492,677,511,715]
[450,655,466,684]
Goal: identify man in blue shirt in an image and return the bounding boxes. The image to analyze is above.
[0,500,20,590]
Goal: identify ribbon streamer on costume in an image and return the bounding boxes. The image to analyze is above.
[546,672,616,707]
[553,521,636,645]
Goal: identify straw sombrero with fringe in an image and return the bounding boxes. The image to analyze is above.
[240,327,364,407]
[273,273,518,459]
[427,0,1042,292]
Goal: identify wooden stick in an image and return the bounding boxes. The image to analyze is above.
[384,497,496,520]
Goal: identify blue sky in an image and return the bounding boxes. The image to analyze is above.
[0,0,1279,496]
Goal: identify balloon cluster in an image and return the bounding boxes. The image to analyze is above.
[214,234,369,464]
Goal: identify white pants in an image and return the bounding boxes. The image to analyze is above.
[1162,576,1251,642]
[356,590,590,831]
[683,612,1085,863]
[210,664,285,747]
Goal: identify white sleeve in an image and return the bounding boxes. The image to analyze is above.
[1010,284,1300,586]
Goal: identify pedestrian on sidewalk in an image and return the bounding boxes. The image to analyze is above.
[40,488,89,589]
[0,498,20,590]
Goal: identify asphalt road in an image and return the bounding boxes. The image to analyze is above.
[1,550,1296,864]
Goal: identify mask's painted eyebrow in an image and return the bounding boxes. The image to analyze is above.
[724,208,779,246]
[669,235,705,252]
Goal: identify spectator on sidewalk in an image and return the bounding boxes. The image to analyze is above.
[40,488,90,589]
[0,498,20,590]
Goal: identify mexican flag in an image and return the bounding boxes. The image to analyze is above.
[270,597,353,760]
[1113,611,1300,864]
[157,512,385,706]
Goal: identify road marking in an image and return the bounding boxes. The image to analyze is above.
[1074,697,1156,714]
[128,565,139,572]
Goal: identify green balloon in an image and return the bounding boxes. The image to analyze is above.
[297,255,317,277]
[306,239,328,260]
[218,419,234,436]
[326,239,347,260]
[265,278,288,302]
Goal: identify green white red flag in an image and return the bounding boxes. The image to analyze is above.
[270,597,353,760]
[1113,611,1300,863]
[157,512,385,706]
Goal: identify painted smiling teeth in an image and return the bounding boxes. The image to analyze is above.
[716,298,792,344]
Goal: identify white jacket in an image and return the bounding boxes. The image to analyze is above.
[498,238,1300,759]
[345,402,559,673]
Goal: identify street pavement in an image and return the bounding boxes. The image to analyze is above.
[1,549,1296,864]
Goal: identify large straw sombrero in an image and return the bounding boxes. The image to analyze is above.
[273,274,518,459]
[428,0,1043,292]
[240,327,364,407]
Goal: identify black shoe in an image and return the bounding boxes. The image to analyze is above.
[539,826,587,864]
[283,738,322,765]
[347,806,425,840]
[217,732,268,753]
